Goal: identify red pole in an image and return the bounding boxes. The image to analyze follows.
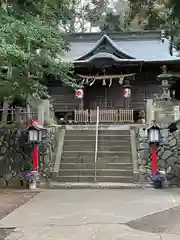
[32,145,39,171]
[151,143,157,173]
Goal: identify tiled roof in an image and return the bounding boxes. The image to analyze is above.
[63,31,180,63]
[63,32,180,62]
[113,39,177,62]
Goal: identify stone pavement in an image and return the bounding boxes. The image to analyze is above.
[1,189,180,239]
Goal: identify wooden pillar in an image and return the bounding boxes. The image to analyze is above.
[124,96,130,109]
[104,86,107,108]
[80,98,84,110]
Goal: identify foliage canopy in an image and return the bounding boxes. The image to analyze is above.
[0,0,77,103]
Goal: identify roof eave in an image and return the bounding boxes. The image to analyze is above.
[144,59,180,64]
[73,59,180,64]
[73,58,143,64]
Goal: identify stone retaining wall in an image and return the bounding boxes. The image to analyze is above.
[0,126,56,187]
[137,128,180,185]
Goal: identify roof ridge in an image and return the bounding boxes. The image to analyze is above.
[67,30,162,42]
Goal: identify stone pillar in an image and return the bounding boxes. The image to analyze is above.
[130,129,138,175]
[37,99,50,124]
[146,99,154,124]
[154,100,174,127]
[174,105,180,121]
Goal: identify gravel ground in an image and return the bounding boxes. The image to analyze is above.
[0,190,38,240]
[127,205,180,234]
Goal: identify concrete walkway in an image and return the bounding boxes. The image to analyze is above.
[2,188,180,240]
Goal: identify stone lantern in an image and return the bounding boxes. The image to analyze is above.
[156,65,172,100]
[155,66,174,125]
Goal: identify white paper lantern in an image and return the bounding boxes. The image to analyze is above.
[124,88,131,98]
[148,129,160,143]
[76,89,84,99]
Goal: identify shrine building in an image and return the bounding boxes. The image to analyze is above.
[47,30,180,124]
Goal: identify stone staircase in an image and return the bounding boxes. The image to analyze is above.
[56,128,134,183]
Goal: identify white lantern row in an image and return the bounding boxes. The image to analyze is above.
[75,87,131,99]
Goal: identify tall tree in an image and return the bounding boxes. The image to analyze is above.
[0,0,77,105]
[61,0,128,33]
[167,0,180,22]
[166,0,180,52]
[99,11,123,32]
[125,0,168,30]
[84,0,127,32]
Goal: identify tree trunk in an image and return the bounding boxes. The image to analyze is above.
[2,99,9,123]
[26,103,32,121]
[2,60,12,123]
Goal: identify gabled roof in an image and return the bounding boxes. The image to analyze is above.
[62,30,180,63]
[76,34,135,61]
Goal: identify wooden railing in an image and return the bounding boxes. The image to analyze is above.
[119,109,133,123]
[89,109,97,123]
[99,109,118,122]
[74,109,134,123]
[74,109,88,123]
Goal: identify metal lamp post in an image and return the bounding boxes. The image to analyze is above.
[28,128,41,171]
[147,122,161,173]
[147,123,166,188]
[27,120,45,171]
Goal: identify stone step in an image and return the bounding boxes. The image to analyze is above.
[59,163,133,170]
[64,139,130,146]
[98,130,130,136]
[98,170,133,177]
[59,169,94,177]
[62,151,131,158]
[61,154,132,164]
[56,176,134,183]
[50,182,150,189]
[95,176,134,183]
[63,144,131,152]
[97,157,132,163]
[64,135,130,141]
[61,155,94,163]
[65,130,130,136]
[61,156,132,164]
[56,176,94,182]
[58,169,133,177]
[64,135,95,141]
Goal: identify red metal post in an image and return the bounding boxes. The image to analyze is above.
[32,145,39,171]
[151,143,157,173]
